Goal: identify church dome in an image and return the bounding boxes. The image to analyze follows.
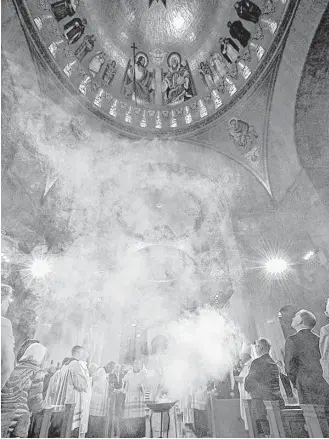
[24,0,293,137]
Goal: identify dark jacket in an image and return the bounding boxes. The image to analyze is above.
[285,329,329,405]
[245,353,282,401]
[245,353,283,421]
[109,372,124,390]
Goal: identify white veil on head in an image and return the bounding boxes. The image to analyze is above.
[19,343,47,366]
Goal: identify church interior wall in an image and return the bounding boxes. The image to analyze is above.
[266,0,328,202]
[2,0,328,374]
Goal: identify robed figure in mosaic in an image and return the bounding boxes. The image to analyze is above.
[51,0,80,22]
[227,20,251,47]
[122,52,155,105]
[234,0,262,24]
[162,52,195,105]
[64,17,87,45]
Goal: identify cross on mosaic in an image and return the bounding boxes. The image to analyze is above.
[149,0,167,8]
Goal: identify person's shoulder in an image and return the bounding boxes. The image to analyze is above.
[320,324,329,336]
[287,332,298,342]
[251,356,262,367]
[67,358,79,369]
[1,316,12,329]
[295,329,319,341]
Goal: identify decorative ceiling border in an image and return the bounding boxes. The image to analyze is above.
[13,0,300,140]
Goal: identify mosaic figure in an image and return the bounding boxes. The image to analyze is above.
[88,51,105,77]
[122,52,155,104]
[227,20,251,47]
[51,0,80,22]
[219,37,240,64]
[209,52,229,91]
[63,17,87,45]
[262,0,275,15]
[234,0,262,24]
[74,34,96,61]
[199,62,216,90]
[102,60,117,86]
[162,52,195,105]
[228,118,258,153]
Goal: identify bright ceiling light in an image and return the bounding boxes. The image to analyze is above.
[265,257,288,275]
[303,250,316,260]
[30,258,51,279]
[172,14,186,31]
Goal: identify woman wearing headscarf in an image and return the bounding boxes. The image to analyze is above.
[87,363,108,437]
[16,339,40,363]
[1,342,47,438]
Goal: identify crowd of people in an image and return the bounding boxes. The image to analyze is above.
[1,282,329,438]
[237,304,329,437]
[1,338,162,438]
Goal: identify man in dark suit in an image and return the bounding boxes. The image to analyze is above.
[245,338,283,436]
[285,309,329,406]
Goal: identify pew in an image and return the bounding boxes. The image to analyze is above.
[300,404,329,438]
[60,403,76,438]
[1,404,75,438]
[1,413,17,438]
[176,409,184,438]
[242,399,259,438]
[145,408,151,438]
[209,396,247,437]
[39,407,55,438]
[48,403,76,438]
[264,400,308,438]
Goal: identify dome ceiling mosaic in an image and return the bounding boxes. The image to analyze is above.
[18,0,292,137]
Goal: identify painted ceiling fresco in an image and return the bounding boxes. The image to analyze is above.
[16,0,291,137]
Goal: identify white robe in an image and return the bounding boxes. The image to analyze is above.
[238,360,252,430]
[47,359,92,434]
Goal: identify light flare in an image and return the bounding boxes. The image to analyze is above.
[265,257,288,275]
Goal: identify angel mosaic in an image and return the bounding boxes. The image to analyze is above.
[162,52,196,106]
[228,118,258,153]
[121,51,155,105]
[228,118,260,167]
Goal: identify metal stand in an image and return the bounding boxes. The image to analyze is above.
[149,409,172,438]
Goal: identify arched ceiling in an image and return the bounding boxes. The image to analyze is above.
[295,3,329,211]
[15,0,292,138]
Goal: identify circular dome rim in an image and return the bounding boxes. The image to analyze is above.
[16,0,298,139]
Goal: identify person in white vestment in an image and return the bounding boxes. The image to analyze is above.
[121,360,147,438]
[1,284,15,390]
[320,298,329,384]
[47,346,91,438]
[235,344,254,431]
[87,364,108,437]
